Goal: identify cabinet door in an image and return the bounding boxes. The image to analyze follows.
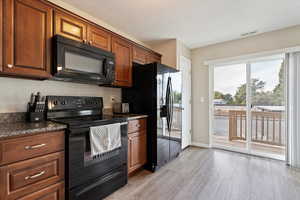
[3,0,52,78]
[88,26,111,51]
[133,46,147,65]
[54,11,87,42]
[128,131,147,174]
[111,36,132,87]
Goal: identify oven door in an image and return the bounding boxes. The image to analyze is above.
[53,35,115,85]
[67,123,128,189]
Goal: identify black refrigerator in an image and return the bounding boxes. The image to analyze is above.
[122,62,182,171]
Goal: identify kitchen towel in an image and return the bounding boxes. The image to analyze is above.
[89,123,122,157]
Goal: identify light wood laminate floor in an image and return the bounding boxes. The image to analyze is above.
[105,147,300,200]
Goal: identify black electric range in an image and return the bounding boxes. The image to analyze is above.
[46,96,128,200]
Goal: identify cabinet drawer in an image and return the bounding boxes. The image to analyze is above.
[18,182,64,200]
[128,118,147,134]
[0,131,64,165]
[0,152,64,200]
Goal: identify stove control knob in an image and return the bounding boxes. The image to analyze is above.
[53,100,58,105]
[61,101,66,105]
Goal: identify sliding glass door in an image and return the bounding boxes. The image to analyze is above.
[213,63,247,151]
[212,55,286,160]
[249,58,286,159]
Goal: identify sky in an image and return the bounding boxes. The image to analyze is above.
[214,59,283,96]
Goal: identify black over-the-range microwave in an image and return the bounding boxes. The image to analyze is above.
[52,35,115,85]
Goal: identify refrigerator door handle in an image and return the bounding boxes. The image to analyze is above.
[169,78,174,132]
[166,77,172,132]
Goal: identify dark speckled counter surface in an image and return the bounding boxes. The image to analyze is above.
[0,112,66,140]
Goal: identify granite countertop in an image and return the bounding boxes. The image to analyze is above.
[113,114,148,120]
[0,121,67,140]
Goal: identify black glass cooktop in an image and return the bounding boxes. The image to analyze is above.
[50,115,127,127]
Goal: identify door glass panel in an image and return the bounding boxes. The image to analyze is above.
[213,64,247,150]
[65,51,103,73]
[157,73,168,138]
[250,58,286,159]
[169,72,182,140]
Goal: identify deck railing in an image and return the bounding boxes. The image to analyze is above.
[215,108,285,146]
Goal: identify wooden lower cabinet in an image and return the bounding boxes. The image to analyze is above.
[0,131,65,200]
[127,118,147,174]
[19,182,64,200]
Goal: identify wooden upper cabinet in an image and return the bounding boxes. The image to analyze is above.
[54,11,87,42]
[147,53,161,64]
[3,0,52,78]
[133,46,148,65]
[88,26,111,51]
[111,36,132,87]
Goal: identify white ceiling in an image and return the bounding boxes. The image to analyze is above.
[61,0,300,49]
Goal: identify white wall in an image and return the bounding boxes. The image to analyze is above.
[191,25,300,145]
[0,78,121,113]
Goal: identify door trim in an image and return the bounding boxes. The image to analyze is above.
[180,56,192,149]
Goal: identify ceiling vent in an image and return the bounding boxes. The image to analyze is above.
[241,30,258,37]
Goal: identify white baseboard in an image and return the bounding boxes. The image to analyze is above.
[191,142,210,148]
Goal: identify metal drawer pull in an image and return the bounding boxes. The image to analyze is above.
[7,64,13,68]
[24,143,46,150]
[25,171,45,180]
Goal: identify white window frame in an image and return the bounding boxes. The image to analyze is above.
[208,54,287,161]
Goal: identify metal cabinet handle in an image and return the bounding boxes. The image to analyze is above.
[7,64,13,68]
[24,143,46,150]
[25,171,45,180]
[89,41,93,45]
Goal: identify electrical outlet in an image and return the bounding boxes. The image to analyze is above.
[111,96,115,102]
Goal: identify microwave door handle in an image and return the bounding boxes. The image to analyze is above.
[102,58,107,76]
